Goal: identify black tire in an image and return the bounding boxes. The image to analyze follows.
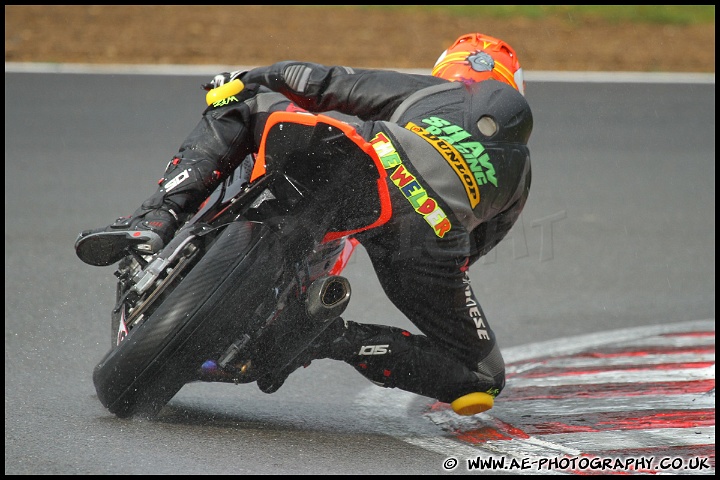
[92,220,285,418]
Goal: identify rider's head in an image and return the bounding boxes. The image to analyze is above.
[432,33,525,96]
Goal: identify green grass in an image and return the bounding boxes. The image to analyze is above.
[349,5,715,26]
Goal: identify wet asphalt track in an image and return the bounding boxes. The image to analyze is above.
[4,65,715,475]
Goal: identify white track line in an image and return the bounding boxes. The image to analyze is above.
[4,62,716,84]
[532,426,715,451]
[489,392,715,415]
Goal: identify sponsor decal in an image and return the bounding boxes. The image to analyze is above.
[405,122,480,208]
[211,95,239,108]
[164,169,190,192]
[359,344,390,355]
[419,116,498,188]
[464,275,490,340]
[370,132,451,238]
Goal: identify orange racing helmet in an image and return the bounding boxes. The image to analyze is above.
[432,33,525,95]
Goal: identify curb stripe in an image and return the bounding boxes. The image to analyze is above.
[508,351,715,369]
[554,344,716,357]
[509,366,714,387]
[499,379,717,400]
[514,361,714,378]
[471,409,716,434]
[356,320,714,474]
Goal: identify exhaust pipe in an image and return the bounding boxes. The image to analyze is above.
[305,276,351,322]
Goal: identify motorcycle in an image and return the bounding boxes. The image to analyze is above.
[91,87,392,418]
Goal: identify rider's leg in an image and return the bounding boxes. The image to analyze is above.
[260,299,503,415]
[322,271,504,414]
[75,101,256,267]
[74,158,206,266]
[320,314,504,406]
[329,197,506,413]
[260,224,505,415]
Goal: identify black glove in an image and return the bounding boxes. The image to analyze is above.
[202,70,245,91]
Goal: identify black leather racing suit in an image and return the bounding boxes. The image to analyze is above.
[156,62,533,403]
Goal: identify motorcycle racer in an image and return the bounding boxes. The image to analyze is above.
[75,33,533,416]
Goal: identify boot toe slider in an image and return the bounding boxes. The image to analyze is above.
[450,391,494,416]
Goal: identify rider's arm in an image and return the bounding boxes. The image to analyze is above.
[240,61,445,121]
[166,85,292,204]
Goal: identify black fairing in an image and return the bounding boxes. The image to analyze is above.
[263,120,385,234]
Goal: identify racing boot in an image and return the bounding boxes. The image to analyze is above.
[256,317,352,394]
[75,152,228,266]
[256,317,503,416]
[74,197,182,267]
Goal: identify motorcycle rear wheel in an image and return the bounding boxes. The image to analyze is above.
[92,220,284,418]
